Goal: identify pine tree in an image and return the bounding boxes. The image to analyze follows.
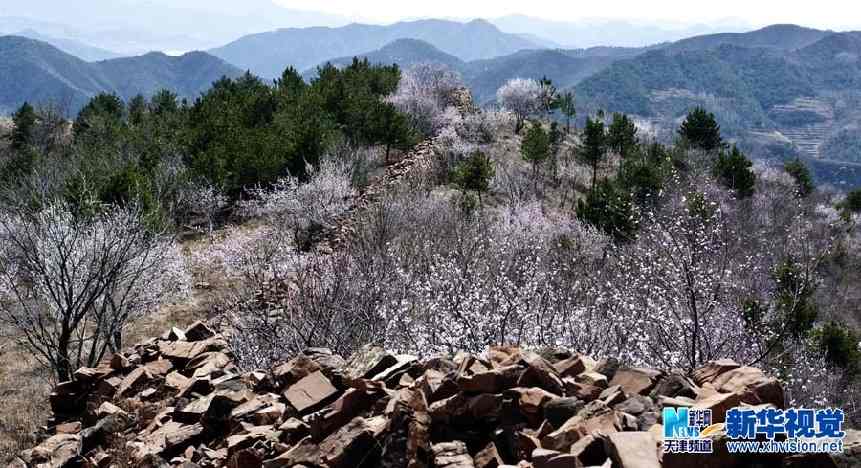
[521,122,551,179]
[784,158,814,197]
[453,151,495,204]
[558,91,576,133]
[679,107,722,152]
[10,101,36,151]
[713,146,756,198]
[579,117,606,192]
[607,113,638,162]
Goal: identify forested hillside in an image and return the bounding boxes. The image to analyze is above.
[0,36,241,114]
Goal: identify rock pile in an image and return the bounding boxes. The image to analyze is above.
[15,322,861,468]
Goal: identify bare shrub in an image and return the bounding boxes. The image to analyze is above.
[0,202,189,381]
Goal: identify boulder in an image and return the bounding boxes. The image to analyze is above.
[710,366,784,408]
[29,434,81,468]
[474,442,503,468]
[272,356,320,389]
[433,441,476,468]
[457,365,523,394]
[544,397,584,428]
[692,359,740,386]
[532,448,579,468]
[609,368,662,396]
[185,321,216,342]
[283,370,339,414]
[602,432,660,468]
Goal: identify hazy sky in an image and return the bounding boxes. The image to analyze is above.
[274,0,860,30]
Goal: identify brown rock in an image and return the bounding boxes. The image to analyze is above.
[532,448,579,468]
[417,368,458,404]
[602,432,660,468]
[574,371,608,388]
[609,368,662,396]
[507,387,558,420]
[144,359,174,376]
[318,416,388,468]
[692,359,740,386]
[54,421,82,435]
[73,366,113,383]
[272,356,320,388]
[380,387,432,468]
[228,448,264,468]
[564,379,603,401]
[308,386,384,439]
[344,345,400,380]
[433,441,476,468]
[474,442,503,468]
[552,355,587,378]
[284,370,338,415]
[692,391,741,424]
[185,321,215,341]
[542,404,621,452]
[263,436,320,468]
[710,366,784,408]
[430,392,503,424]
[116,367,153,397]
[30,433,81,467]
[570,434,608,467]
[458,366,523,394]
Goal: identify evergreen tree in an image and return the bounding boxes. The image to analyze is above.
[713,146,756,198]
[276,66,307,101]
[843,189,861,214]
[10,101,36,151]
[773,258,818,339]
[453,150,495,204]
[579,117,606,192]
[521,122,551,178]
[372,101,416,164]
[816,322,861,375]
[74,93,125,138]
[679,107,722,152]
[576,178,637,242]
[784,158,814,198]
[558,91,576,133]
[127,94,147,126]
[607,113,638,161]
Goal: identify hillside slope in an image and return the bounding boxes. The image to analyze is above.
[0,36,241,114]
[574,30,861,182]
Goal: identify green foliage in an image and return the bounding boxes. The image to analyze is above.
[579,117,606,191]
[453,151,495,201]
[679,107,723,152]
[843,189,861,214]
[815,322,861,374]
[607,113,638,159]
[557,91,576,132]
[576,178,637,242]
[10,101,37,151]
[521,122,551,175]
[619,155,664,207]
[276,66,307,101]
[784,159,815,197]
[773,258,818,339]
[713,146,756,198]
[127,94,147,126]
[73,93,125,139]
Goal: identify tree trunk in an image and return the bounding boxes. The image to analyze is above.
[385,143,391,165]
[591,162,598,193]
[56,331,72,382]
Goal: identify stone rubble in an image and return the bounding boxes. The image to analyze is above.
[15,320,861,468]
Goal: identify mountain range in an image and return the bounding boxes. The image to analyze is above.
[209,19,543,79]
[0,36,241,114]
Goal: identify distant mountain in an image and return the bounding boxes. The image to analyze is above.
[9,29,120,61]
[1,1,355,55]
[574,28,861,185]
[211,19,543,79]
[0,36,241,114]
[491,15,754,48]
[665,24,830,52]
[305,39,466,77]
[302,37,637,105]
